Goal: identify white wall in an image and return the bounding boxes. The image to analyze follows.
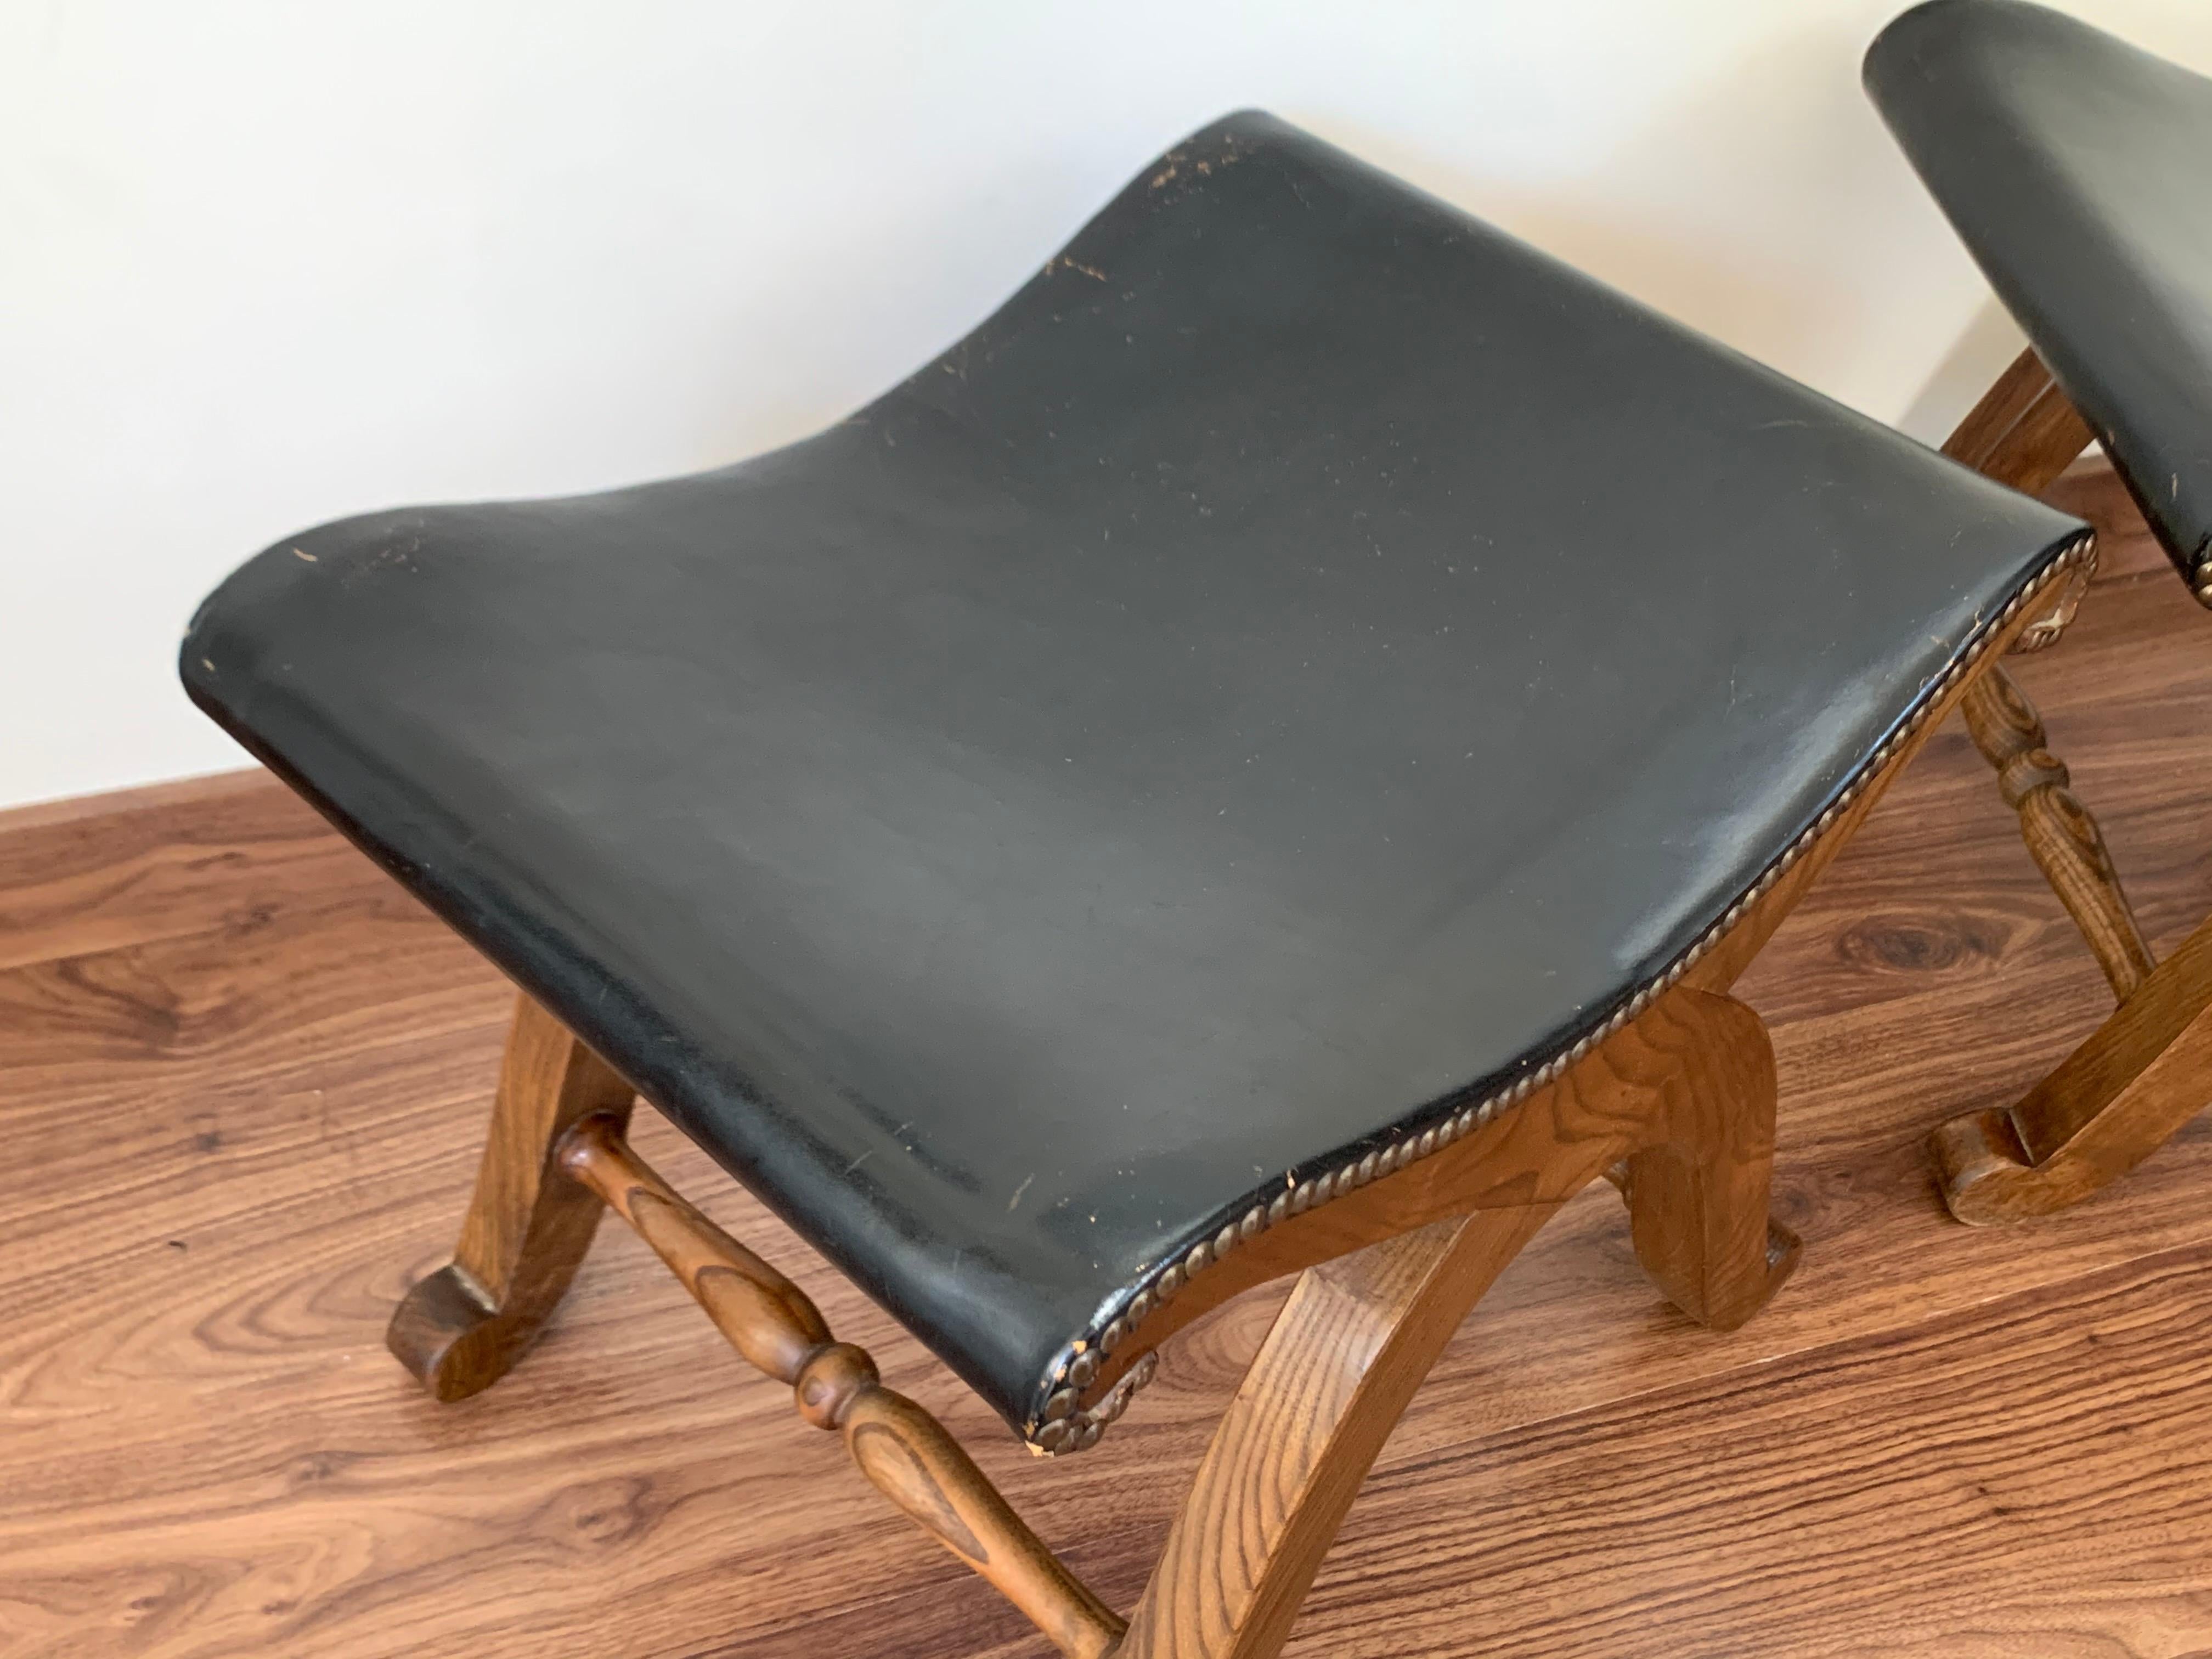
[4,0,2208,810]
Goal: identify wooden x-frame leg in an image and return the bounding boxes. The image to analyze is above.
[392,977,1797,1658]
[1927,347,2212,1223]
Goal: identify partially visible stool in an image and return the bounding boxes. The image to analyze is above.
[183,111,2086,1654]
[1869,0,2212,1224]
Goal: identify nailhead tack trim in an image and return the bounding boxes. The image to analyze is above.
[1022,536,2092,1453]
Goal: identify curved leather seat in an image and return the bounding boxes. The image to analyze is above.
[1867,0,2212,585]
[183,111,2084,1439]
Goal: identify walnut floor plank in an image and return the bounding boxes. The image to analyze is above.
[4,461,2211,1657]
[0,774,347,975]
[1295,1239,2212,1659]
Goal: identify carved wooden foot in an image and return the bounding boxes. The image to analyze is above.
[1936,910,2212,1224]
[1961,664,2152,1000]
[1612,987,1799,1331]
[387,993,636,1401]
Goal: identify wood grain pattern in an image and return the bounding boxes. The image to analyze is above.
[4,461,2211,1658]
[0,771,352,973]
[1116,1206,1559,1659]
[1295,1238,2212,1659]
[1612,991,1799,1332]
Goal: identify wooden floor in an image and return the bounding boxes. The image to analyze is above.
[7,464,2212,1658]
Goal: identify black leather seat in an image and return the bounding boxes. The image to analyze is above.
[183,111,2084,1441]
[1867,0,2212,588]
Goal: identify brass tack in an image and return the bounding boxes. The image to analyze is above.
[1037,1419,1073,1453]
[1044,1387,1078,1422]
[1128,1288,1153,1323]
[1076,1421,1103,1452]
[1268,1191,1290,1226]
[1184,1241,1211,1276]
[1214,1223,1238,1258]
[1357,1151,1380,1183]
[1240,1205,1266,1241]
[1312,1171,1336,1203]
[1101,1318,1126,1355]
[1289,1182,1313,1215]
[1158,1263,1183,1298]
[1135,1351,1159,1385]
[1068,1351,1099,1389]
[1417,1127,1437,1157]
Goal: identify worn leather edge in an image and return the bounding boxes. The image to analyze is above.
[1022,527,2099,1456]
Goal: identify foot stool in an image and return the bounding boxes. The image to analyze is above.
[1869,0,2212,1224]
[182,111,2086,1655]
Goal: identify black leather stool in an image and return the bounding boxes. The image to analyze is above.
[183,111,2085,1656]
[1868,0,2212,1225]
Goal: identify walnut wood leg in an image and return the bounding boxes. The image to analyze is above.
[1936,910,2212,1224]
[1114,1203,1559,1659]
[1942,349,2148,996]
[1961,665,2152,1000]
[557,1114,1125,1659]
[1921,347,2190,1221]
[1613,987,1801,1331]
[386,992,636,1401]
